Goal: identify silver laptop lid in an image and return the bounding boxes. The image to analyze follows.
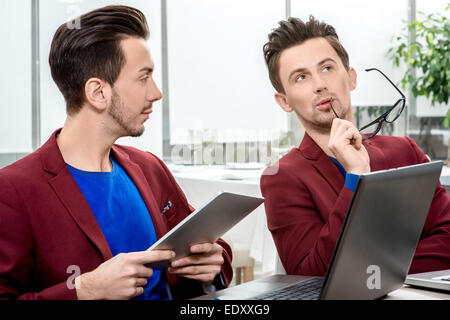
[320,161,443,300]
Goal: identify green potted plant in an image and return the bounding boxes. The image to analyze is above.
[388,4,450,164]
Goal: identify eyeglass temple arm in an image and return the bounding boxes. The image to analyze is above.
[365,68,406,99]
[329,97,340,119]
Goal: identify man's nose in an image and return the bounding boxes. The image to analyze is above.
[147,77,163,103]
[313,74,327,94]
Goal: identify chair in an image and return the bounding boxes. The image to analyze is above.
[230,242,254,285]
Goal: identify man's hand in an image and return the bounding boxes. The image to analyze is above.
[328,118,371,175]
[168,243,224,286]
[75,250,175,300]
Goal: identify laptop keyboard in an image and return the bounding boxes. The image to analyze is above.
[252,278,324,300]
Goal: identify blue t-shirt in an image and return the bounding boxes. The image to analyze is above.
[67,157,168,300]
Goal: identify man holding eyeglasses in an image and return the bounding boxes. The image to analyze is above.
[260,16,450,277]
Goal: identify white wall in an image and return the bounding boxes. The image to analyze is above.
[0,1,33,153]
[166,0,288,144]
[291,0,409,107]
[39,0,163,156]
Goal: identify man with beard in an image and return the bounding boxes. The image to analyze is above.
[260,16,450,277]
[0,5,232,300]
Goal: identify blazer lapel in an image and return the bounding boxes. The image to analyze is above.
[299,133,389,196]
[313,154,345,195]
[40,129,113,261]
[111,146,169,239]
[49,170,113,261]
[299,133,345,196]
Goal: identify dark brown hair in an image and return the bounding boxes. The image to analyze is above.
[49,5,149,115]
[263,16,350,93]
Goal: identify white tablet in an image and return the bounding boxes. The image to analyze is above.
[146,191,264,269]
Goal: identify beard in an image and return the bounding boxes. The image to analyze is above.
[311,113,335,129]
[298,111,335,130]
[296,106,348,131]
[108,89,145,137]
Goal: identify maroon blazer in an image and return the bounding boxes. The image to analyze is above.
[261,133,450,276]
[0,129,233,300]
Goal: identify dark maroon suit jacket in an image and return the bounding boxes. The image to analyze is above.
[0,129,232,300]
[261,133,450,276]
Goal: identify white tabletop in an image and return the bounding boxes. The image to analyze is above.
[441,165,450,180]
[385,285,450,300]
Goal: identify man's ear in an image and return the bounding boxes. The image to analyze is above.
[348,67,357,91]
[274,92,293,113]
[84,78,110,112]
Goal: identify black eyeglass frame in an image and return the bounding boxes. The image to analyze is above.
[358,68,406,141]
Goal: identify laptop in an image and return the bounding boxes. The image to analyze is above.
[193,161,443,300]
[405,269,450,292]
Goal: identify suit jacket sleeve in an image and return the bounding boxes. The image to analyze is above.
[405,137,450,274]
[261,165,354,276]
[0,174,77,300]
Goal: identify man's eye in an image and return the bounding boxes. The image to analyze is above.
[322,66,331,72]
[140,76,149,82]
[296,74,306,82]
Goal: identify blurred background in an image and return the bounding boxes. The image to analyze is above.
[0,0,448,166]
[0,0,448,284]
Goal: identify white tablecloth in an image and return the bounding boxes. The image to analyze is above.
[167,164,278,275]
[441,165,450,178]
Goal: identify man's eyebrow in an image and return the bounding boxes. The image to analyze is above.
[288,67,307,81]
[288,57,338,81]
[317,57,337,66]
[138,66,154,73]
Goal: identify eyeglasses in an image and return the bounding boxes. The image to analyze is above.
[329,68,406,141]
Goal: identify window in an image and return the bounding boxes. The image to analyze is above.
[0,0,448,169]
[164,0,287,164]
